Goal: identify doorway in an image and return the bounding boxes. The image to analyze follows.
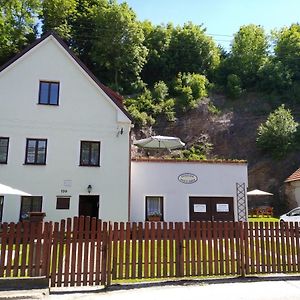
[79,195,99,218]
[189,197,234,221]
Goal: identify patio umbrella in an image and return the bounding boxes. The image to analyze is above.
[0,183,31,196]
[134,135,185,150]
[246,189,273,196]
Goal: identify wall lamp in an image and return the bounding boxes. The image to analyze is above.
[117,127,124,137]
[87,184,92,194]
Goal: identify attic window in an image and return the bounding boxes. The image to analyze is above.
[39,81,59,105]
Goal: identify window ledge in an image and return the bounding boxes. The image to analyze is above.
[24,163,47,166]
[79,164,100,167]
[37,103,59,106]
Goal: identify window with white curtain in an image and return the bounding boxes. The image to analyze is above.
[145,196,163,221]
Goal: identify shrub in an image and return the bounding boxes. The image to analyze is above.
[173,72,208,112]
[226,74,242,99]
[256,104,298,159]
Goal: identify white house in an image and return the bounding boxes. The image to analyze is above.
[0,32,132,223]
[130,158,248,222]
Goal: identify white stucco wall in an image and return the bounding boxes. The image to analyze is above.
[0,36,131,223]
[130,160,248,222]
[288,181,300,207]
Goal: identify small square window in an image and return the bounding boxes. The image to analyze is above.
[39,81,59,105]
[20,196,42,221]
[25,138,47,165]
[56,197,70,209]
[80,141,100,166]
[0,137,9,164]
[146,196,164,221]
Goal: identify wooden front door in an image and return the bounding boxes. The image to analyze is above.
[189,197,234,221]
[79,195,99,218]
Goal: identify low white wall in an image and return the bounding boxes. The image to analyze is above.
[130,160,248,222]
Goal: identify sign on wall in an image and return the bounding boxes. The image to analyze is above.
[178,173,198,184]
[216,203,229,212]
[194,204,206,212]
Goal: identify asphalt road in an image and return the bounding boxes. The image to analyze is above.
[48,279,300,300]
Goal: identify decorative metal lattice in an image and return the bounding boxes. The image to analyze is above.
[236,183,247,221]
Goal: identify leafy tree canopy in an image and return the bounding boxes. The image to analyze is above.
[226,24,269,88]
[274,24,300,81]
[0,0,40,64]
[41,0,76,39]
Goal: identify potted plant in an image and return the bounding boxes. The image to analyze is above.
[147,212,162,222]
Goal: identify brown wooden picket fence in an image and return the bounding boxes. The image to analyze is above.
[0,217,300,288]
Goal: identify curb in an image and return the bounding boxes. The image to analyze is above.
[0,276,48,291]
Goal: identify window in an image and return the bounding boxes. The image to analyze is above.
[290,208,300,216]
[80,141,100,166]
[56,197,70,209]
[145,196,163,221]
[0,196,3,222]
[0,137,9,164]
[39,81,59,105]
[20,196,42,221]
[25,139,47,165]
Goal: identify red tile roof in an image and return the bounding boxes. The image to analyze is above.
[285,168,300,182]
[131,157,247,165]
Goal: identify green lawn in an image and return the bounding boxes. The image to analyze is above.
[248,217,279,223]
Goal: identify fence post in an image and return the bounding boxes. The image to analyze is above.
[239,222,246,277]
[175,222,184,277]
[106,222,113,287]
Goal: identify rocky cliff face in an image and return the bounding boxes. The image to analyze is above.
[132,93,300,215]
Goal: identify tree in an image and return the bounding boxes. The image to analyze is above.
[41,0,77,39]
[141,22,173,85]
[90,1,148,92]
[0,0,40,64]
[166,23,220,81]
[258,59,293,93]
[256,105,298,159]
[274,24,300,80]
[227,24,269,88]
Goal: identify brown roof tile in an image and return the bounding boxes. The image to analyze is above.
[285,168,300,182]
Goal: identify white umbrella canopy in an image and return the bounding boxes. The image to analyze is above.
[134,135,185,150]
[247,189,273,196]
[0,183,31,196]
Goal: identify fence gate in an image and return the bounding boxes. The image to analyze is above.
[50,216,108,287]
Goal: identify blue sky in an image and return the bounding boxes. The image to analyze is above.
[118,0,300,49]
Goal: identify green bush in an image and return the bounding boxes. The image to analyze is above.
[124,82,176,126]
[181,136,213,160]
[226,74,242,99]
[173,72,208,112]
[256,104,298,159]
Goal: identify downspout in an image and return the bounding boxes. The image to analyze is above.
[128,125,133,221]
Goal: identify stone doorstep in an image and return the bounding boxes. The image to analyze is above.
[0,276,49,291]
